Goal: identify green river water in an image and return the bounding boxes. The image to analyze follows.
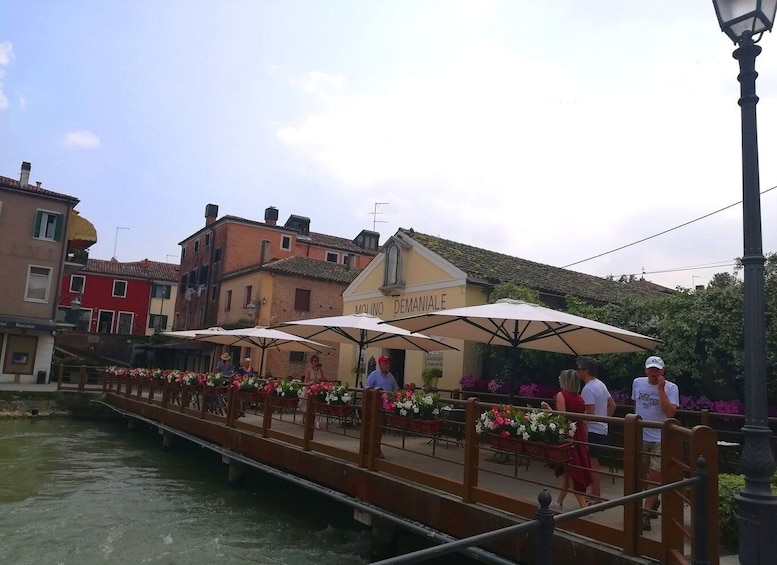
[0,417,374,564]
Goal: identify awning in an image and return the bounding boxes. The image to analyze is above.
[0,315,57,332]
[67,210,98,248]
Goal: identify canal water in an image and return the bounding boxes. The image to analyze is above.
[0,417,478,565]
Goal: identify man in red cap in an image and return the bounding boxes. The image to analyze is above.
[365,355,399,390]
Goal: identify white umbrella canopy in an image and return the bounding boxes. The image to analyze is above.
[389,299,661,403]
[272,313,458,385]
[187,326,331,377]
[162,327,227,339]
[388,299,660,355]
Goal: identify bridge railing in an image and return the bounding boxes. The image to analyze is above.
[102,371,720,563]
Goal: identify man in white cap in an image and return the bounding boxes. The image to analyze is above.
[632,355,679,531]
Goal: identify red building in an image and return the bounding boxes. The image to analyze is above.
[59,258,179,335]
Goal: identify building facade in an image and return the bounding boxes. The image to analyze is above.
[0,162,96,384]
[58,258,180,336]
[340,228,672,389]
[173,204,379,331]
[206,256,360,378]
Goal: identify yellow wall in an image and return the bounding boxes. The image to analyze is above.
[342,241,490,389]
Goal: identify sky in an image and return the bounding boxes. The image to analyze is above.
[2,1,777,291]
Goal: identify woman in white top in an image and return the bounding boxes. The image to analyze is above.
[300,355,325,428]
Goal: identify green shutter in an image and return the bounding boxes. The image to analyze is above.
[33,211,42,238]
[54,214,63,241]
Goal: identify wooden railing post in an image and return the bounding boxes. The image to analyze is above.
[462,397,480,503]
[661,418,684,562]
[358,390,372,467]
[261,390,273,437]
[622,413,641,556]
[302,394,315,451]
[78,365,87,391]
[57,364,64,390]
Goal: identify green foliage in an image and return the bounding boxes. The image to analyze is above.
[718,473,745,550]
[421,367,442,387]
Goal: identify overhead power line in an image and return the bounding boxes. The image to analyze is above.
[562,184,777,269]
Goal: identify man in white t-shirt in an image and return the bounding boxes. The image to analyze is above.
[578,356,616,501]
[632,356,679,531]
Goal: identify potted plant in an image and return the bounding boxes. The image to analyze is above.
[307,381,354,417]
[476,405,576,463]
[381,390,444,434]
[421,367,442,390]
[264,379,303,409]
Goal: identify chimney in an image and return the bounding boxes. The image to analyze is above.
[260,240,272,265]
[20,162,31,188]
[205,204,218,226]
[265,206,279,226]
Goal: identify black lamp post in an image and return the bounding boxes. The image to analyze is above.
[712,1,777,562]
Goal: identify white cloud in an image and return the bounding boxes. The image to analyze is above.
[0,41,12,110]
[62,130,102,148]
[0,42,12,66]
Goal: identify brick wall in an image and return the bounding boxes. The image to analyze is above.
[260,274,347,380]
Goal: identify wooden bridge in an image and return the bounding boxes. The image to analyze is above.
[82,369,720,564]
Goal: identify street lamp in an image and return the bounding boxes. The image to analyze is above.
[245,300,259,323]
[712,1,777,562]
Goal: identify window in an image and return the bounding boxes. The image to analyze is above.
[33,210,63,241]
[205,233,211,246]
[97,311,114,333]
[117,312,133,334]
[151,283,170,299]
[149,314,168,332]
[199,265,209,285]
[225,290,232,311]
[385,244,400,286]
[181,247,187,260]
[194,239,200,253]
[210,285,217,301]
[25,265,51,302]
[70,275,85,293]
[289,351,305,363]
[244,285,253,306]
[113,280,127,298]
[180,273,188,293]
[294,288,311,312]
[281,236,291,251]
[326,252,339,263]
[214,247,222,262]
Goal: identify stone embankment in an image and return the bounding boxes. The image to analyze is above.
[0,398,69,418]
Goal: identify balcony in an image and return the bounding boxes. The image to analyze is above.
[64,247,89,276]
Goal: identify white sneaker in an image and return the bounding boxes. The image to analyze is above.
[549,501,563,511]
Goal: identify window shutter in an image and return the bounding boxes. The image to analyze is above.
[54,214,63,241]
[33,211,42,238]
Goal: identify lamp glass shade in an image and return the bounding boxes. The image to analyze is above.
[245,300,259,317]
[714,0,777,42]
[70,298,81,311]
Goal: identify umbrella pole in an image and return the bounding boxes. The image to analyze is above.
[355,345,364,387]
[258,349,266,378]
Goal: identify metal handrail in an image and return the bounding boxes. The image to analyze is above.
[372,458,710,565]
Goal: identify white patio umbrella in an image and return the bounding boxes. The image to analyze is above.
[162,327,227,339]
[272,313,458,386]
[388,299,661,402]
[187,326,331,377]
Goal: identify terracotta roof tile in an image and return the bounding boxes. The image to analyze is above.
[85,258,180,281]
[401,229,672,304]
[261,256,361,283]
[0,174,79,203]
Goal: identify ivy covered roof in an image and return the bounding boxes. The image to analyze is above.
[401,229,672,305]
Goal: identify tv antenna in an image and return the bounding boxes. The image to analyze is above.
[113,227,130,260]
[166,254,178,263]
[370,202,390,231]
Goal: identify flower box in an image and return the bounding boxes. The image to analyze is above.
[489,434,573,464]
[268,395,299,410]
[240,391,265,404]
[408,418,442,435]
[384,412,410,430]
[313,402,353,418]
